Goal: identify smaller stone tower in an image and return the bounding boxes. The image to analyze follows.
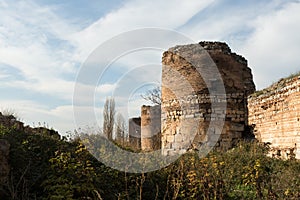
[141,105,161,151]
[128,117,141,150]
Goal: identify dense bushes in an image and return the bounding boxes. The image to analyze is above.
[163,142,299,199]
[0,126,299,199]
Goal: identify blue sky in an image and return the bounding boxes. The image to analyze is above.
[0,0,300,134]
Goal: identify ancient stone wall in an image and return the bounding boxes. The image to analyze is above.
[128,117,141,150]
[248,76,300,159]
[161,42,255,155]
[0,112,60,139]
[141,105,161,151]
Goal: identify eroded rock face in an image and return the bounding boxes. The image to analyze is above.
[0,139,10,185]
[248,76,300,159]
[161,42,255,155]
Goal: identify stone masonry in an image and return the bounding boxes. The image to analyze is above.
[161,42,255,155]
[248,76,300,159]
[128,117,141,150]
[128,105,161,151]
[126,41,300,159]
[141,105,161,151]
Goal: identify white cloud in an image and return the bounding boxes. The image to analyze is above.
[181,0,289,42]
[239,1,300,89]
[2,0,299,135]
[96,83,117,94]
[0,100,72,133]
[0,99,103,135]
[0,0,202,135]
[0,0,8,7]
[70,0,215,62]
[0,0,78,100]
[0,68,9,80]
[179,0,300,89]
[5,79,75,100]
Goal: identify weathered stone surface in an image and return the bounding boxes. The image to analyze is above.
[127,41,300,159]
[128,105,162,151]
[0,139,10,185]
[141,105,161,151]
[161,42,255,155]
[248,76,300,159]
[128,117,141,150]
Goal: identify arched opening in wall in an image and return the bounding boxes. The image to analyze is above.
[297,118,299,122]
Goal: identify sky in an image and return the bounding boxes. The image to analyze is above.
[0,0,300,135]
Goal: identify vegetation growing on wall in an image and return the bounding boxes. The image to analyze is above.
[251,71,300,98]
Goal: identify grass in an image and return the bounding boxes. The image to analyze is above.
[250,70,300,98]
[0,108,19,119]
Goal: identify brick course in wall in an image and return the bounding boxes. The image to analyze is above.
[248,76,300,159]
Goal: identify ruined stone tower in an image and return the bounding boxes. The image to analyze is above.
[128,117,141,150]
[128,105,161,151]
[141,105,161,151]
[161,42,255,155]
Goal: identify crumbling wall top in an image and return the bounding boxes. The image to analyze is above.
[165,41,247,66]
[249,74,300,100]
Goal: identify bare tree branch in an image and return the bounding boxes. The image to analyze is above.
[141,86,161,105]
